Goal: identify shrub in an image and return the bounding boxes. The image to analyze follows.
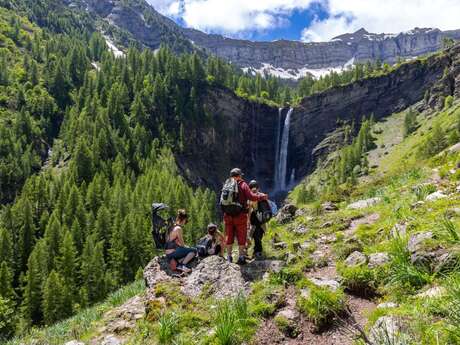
[444,95,454,110]
[418,123,447,158]
[297,282,345,330]
[337,263,378,297]
[403,108,418,137]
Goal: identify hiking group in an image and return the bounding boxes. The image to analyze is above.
[156,167,273,273]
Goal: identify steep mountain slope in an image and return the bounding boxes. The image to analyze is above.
[47,0,460,79]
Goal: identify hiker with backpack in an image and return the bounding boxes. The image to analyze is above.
[220,168,268,265]
[248,180,270,260]
[196,223,224,257]
[165,209,197,273]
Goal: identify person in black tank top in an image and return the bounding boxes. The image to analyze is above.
[165,209,196,273]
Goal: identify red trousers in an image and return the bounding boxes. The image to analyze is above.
[224,213,248,246]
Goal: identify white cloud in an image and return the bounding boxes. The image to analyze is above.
[147,0,460,41]
[301,0,460,42]
[147,0,316,35]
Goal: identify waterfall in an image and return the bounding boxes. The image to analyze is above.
[274,107,293,191]
[273,108,282,188]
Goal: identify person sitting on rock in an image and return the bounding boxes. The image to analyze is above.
[196,223,225,257]
[220,168,268,265]
[248,180,268,260]
[165,209,196,273]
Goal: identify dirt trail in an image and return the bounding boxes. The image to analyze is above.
[255,214,380,345]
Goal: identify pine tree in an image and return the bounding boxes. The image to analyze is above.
[42,270,66,325]
[0,261,16,301]
[22,248,43,324]
[19,198,35,272]
[0,228,13,268]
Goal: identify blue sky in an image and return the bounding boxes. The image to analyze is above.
[147,0,460,42]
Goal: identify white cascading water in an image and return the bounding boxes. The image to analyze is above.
[273,108,282,188]
[274,107,293,191]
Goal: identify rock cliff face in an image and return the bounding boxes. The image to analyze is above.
[189,45,460,191]
[184,27,460,72]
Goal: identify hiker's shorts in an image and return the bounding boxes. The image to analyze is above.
[166,246,197,260]
[224,213,248,246]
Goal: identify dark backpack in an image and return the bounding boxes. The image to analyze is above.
[151,203,174,250]
[220,178,243,216]
[196,236,213,257]
[254,200,273,225]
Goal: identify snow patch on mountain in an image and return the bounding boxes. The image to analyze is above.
[242,58,355,80]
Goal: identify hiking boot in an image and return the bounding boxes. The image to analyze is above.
[236,256,247,265]
[176,264,192,273]
[227,255,233,263]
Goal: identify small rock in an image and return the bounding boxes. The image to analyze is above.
[317,234,336,244]
[311,250,328,267]
[322,201,338,211]
[275,307,300,337]
[347,197,381,210]
[377,302,398,309]
[295,208,307,217]
[407,232,433,253]
[293,225,309,234]
[448,142,460,153]
[416,286,447,299]
[285,253,298,265]
[310,277,340,291]
[273,241,288,250]
[101,335,122,345]
[300,288,310,298]
[276,307,300,322]
[321,221,333,228]
[368,252,390,268]
[411,201,425,209]
[425,191,447,201]
[390,222,407,238]
[369,316,402,344]
[65,341,85,345]
[300,241,312,252]
[345,251,367,266]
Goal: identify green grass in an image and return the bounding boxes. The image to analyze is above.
[296,280,345,330]
[6,280,145,345]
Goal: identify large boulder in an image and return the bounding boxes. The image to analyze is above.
[143,256,174,289]
[276,204,297,224]
[181,256,247,299]
[345,251,367,266]
[347,197,381,210]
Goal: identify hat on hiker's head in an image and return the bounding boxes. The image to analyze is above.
[249,180,259,189]
[230,168,243,177]
[207,223,217,233]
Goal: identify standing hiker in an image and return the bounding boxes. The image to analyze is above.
[220,168,268,265]
[165,209,196,273]
[248,180,268,260]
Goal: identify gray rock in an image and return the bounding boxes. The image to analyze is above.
[369,316,403,344]
[310,277,340,291]
[376,302,398,309]
[368,252,390,268]
[276,307,300,322]
[241,259,284,281]
[407,232,433,253]
[448,142,460,153]
[293,225,309,234]
[182,256,247,299]
[390,222,407,238]
[101,335,122,345]
[416,286,446,299]
[276,204,298,224]
[273,241,288,250]
[322,201,338,211]
[143,256,174,289]
[347,197,381,210]
[65,341,85,345]
[344,251,367,266]
[275,307,300,337]
[285,253,298,265]
[425,191,447,201]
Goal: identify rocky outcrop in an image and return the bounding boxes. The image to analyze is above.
[184,27,460,74]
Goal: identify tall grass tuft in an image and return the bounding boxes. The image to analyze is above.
[437,274,460,343]
[386,235,432,291]
[157,311,179,344]
[214,294,250,345]
[441,214,460,243]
